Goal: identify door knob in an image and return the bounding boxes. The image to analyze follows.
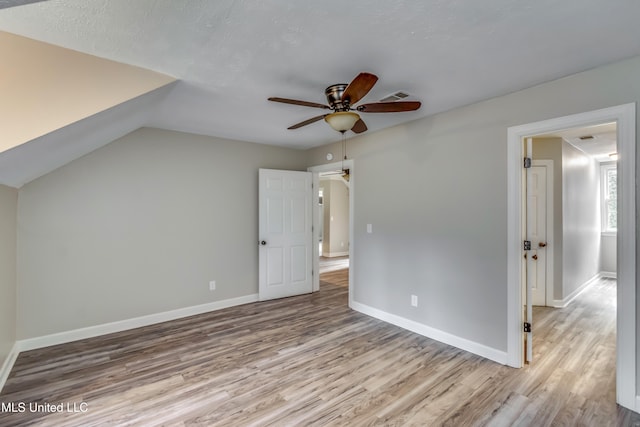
[532,254,538,260]
[260,240,267,246]
[538,242,547,248]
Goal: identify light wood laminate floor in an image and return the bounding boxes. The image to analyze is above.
[319,256,349,275]
[1,272,638,426]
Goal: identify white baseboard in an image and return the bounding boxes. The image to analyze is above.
[551,273,602,308]
[0,342,20,393]
[351,301,508,365]
[600,271,617,279]
[324,251,349,257]
[18,294,259,352]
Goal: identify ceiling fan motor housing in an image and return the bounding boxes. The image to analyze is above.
[325,84,349,111]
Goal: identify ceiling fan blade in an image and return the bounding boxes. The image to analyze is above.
[268,97,330,109]
[351,118,368,134]
[341,72,378,105]
[287,114,328,130]
[357,101,422,113]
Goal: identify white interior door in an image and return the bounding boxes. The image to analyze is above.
[259,169,313,301]
[528,165,548,306]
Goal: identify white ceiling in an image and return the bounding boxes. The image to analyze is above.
[540,122,617,162]
[0,0,639,185]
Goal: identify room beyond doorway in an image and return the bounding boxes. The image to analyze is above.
[308,159,355,307]
[318,173,350,258]
[318,171,350,298]
[506,103,636,411]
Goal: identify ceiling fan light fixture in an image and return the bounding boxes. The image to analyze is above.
[324,111,360,132]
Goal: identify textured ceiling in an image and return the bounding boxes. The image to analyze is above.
[542,122,617,162]
[0,0,639,185]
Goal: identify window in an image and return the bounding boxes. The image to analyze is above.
[601,164,617,233]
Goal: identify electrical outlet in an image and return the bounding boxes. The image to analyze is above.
[209,281,216,291]
[411,295,418,307]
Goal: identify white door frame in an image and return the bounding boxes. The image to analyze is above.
[507,103,636,411]
[531,159,554,307]
[308,159,354,308]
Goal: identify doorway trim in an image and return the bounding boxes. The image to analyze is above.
[308,159,354,308]
[506,103,636,411]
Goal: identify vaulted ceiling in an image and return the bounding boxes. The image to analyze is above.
[1,0,640,187]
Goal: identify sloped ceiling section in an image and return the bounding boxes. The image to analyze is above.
[0,32,176,154]
[0,31,176,187]
[0,0,48,9]
[0,86,175,188]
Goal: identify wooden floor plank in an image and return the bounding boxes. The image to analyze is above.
[1,273,639,426]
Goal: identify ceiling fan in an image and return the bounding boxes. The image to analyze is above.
[268,72,421,134]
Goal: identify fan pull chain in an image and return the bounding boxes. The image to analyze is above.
[341,131,346,171]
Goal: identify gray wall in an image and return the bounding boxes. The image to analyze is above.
[561,141,601,298]
[0,184,17,369]
[306,54,640,354]
[16,128,307,339]
[601,235,617,274]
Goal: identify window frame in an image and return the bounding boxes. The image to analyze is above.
[601,162,617,235]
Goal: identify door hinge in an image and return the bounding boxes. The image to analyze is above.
[524,322,532,333]
[523,240,531,251]
[524,157,532,168]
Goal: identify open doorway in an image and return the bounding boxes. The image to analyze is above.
[309,160,354,307]
[528,123,617,308]
[507,103,636,411]
[318,171,350,288]
[523,124,617,365]
[319,172,349,255]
